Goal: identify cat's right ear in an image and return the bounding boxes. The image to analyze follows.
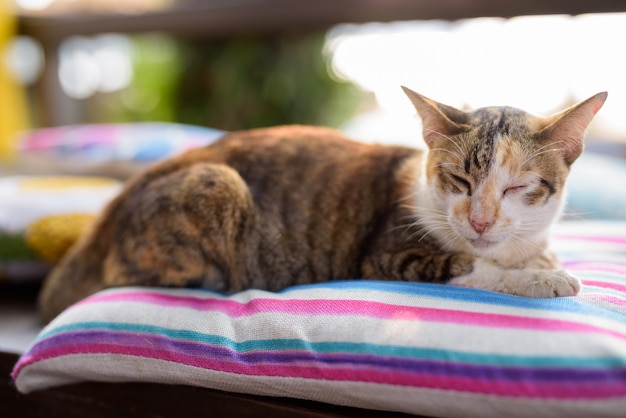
[401,86,468,148]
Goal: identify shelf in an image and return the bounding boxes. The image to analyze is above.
[19,0,626,41]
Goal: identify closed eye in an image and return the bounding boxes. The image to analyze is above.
[503,185,527,197]
[451,174,472,196]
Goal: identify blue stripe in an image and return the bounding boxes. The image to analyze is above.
[130,280,626,324]
[277,280,626,321]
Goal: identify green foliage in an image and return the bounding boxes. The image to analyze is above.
[0,233,37,262]
[92,34,183,123]
[175,34,366,130]
[93,32,367,130]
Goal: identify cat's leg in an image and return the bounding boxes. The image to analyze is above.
[101,162,254,290]
[448,258,581,297]
[496,250,560,270]
[362,248,579,297]
[455,249,581,297]
[39,162,254,322]
[361,248,475,284]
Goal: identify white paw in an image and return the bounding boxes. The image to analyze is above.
[449,259,581,298]
[519,269,581,298]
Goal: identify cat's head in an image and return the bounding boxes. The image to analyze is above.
[403,86,607,261]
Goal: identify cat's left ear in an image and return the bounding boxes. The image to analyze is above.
[539,92,608,165]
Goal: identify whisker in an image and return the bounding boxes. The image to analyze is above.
[429,147,464,163]
[510,234,543,255]
[423,128,465,156]
[394,190,422,204]
[522,140,574,168]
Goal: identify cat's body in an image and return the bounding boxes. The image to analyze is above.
[39,88,607,322]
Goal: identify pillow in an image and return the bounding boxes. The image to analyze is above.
[12,221,626,417]
[16,123,225,179]
[0,176,121,282]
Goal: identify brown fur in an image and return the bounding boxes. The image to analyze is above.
[38,88,607,322]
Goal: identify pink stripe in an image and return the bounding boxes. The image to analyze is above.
[584,280,626,293]
[15,343,625,399]
[564,261,626,276]
[79,292,626,340]
[555,234,626,247]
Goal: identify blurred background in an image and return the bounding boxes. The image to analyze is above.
[3,0,626,156]
[3,0,368,154]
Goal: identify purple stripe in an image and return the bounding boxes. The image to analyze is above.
[26,330,626,384]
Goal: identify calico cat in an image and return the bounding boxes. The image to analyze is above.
[38,87,607,322]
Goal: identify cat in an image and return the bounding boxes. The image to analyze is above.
[38,87,607,322]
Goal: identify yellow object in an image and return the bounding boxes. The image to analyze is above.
[0,0,29,160]
[25,214,96,262]
[18,176,120,190]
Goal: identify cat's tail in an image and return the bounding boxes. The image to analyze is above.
[37,219,110,323]
[37,164,139,323]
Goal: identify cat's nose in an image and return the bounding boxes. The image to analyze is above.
[470,216,494,234]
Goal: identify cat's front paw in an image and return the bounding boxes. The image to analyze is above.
[520,269,581,298]
[448,259,581,298]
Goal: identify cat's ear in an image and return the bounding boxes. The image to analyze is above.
[401,86,468,148]
[539,92,608,165]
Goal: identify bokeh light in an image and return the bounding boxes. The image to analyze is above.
[58,34,133,99]
[327,13,626,141]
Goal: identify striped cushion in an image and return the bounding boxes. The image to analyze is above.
[12,221,626,417]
